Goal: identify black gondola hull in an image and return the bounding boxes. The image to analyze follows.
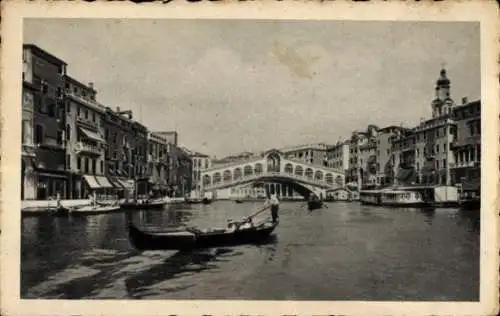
[307,200,323,211]
[128,222,278,251]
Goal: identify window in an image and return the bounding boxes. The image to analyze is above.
[100,161,104,174]
[34,124,44,144]
[416,162,420,171]
[77,106,81,116]
[66,124,71,140]
[92,159,96,174]
[57,131,63,145]
[84,109,89,119]
[85,158,89,173]
[66,155,71,169]
[92,112,96,122]
[77,157,81,170]
[443,143,447,151]
[442,158,447,167]
[436,145,439,153]
[436,160,440,169]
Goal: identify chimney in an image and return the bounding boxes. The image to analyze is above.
[128,111,133,119]
[88,82,94,90]
[116,106,121,113]
[462,97,468,104]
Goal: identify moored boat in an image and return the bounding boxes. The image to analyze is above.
[202,197,212,205]
[127,219,278,251]
[359,190,382,205]
[379,190,427,207]
[69,203,121,215]
[120,198,167,210]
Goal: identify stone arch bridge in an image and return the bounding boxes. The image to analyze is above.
[200,149,345,198]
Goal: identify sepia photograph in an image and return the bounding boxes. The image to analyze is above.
[1,1,499,316]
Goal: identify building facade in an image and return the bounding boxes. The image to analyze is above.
[375,126,406,186]
[22,44,68,199]
[281,143,328,166]
[64,76,111,199]
[182,148,211,194]
[103,107,149,197]
[450,99,481,191]
[326,141,349,172]
[147,132,170,196]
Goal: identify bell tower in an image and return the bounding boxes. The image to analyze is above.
[431,68,455,118]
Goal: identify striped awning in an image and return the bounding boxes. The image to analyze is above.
[83,175,101,189]
[79,127,105,143]
[95,176,114,189]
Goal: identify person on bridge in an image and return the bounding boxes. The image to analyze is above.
[264,193,280,223]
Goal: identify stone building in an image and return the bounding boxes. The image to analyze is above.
[64,76,112,199]
[147,132,170,196]
[326,140,349,172]
[21,44,67,199]
[450,99,481,192]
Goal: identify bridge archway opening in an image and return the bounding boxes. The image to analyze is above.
[254,178,317,198]
[266,152,281,173]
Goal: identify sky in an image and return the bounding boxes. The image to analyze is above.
[24,19,480,158]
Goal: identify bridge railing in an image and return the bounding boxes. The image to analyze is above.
[202,171,342,190]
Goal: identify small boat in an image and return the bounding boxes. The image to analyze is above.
[120,198,167,210]
[69,203,121,215]
[127,220,278,251]
[234,200,243,204]
[307,199,324,211]
[202,197,212,205]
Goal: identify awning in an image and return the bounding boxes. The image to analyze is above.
[118,179,135,190]
[79,127,105,143]
[108,177,125,189]
[83,175,101,189]
[95,176,114,189]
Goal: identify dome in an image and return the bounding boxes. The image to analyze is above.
[436,68,450,86]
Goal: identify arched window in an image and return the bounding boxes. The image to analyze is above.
[295,165,304,176]
[244,165,253,177]
[305,168,313,179]
[254,163,263,175]
[203,175,211,186]
[284,163,293,174]
[315,171,323,181]
[325,173,334,184]
[213,173,221,184]
[223,170,232,182]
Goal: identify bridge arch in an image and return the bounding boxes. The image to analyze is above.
[234,168,242,180]
[295,165,304,176]
[315,170,323,181]
[254,163,263,175]
[305,168,313,179]
[284,163,293,174]
[243,165,253,177]
[325,173,333,184]
[266,151,281,173]
[223,170,232,182]
[213,172,221,184]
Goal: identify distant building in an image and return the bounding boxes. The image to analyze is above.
[375,125,407,186]
[182,148,211,193]
[103,107,149,197]
[326,140,349,172]
[147,132,171,196]
[21,44,67,199]
[280,143,328,166]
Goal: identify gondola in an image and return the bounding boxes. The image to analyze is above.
[127,219,278,251]
[202,197,212,205]
[234,200,243,204]
[307,199,324,211]
[120,198,167,210]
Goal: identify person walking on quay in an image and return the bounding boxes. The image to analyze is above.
[264,192,280,223]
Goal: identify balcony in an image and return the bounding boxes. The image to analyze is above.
[452,135,481,148]
[22,143,36,157]
[75,141,102,156]
[76,116,100,131]
[450,161,480,169]
[65,90,106,112]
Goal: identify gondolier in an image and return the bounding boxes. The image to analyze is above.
[264,193,280,223]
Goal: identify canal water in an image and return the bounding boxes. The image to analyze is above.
[21,201,479,300]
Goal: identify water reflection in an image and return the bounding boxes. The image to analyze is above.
[419,208,436,225]
[124,248,234,298]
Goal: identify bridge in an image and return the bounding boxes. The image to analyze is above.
[200,149,345,198]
